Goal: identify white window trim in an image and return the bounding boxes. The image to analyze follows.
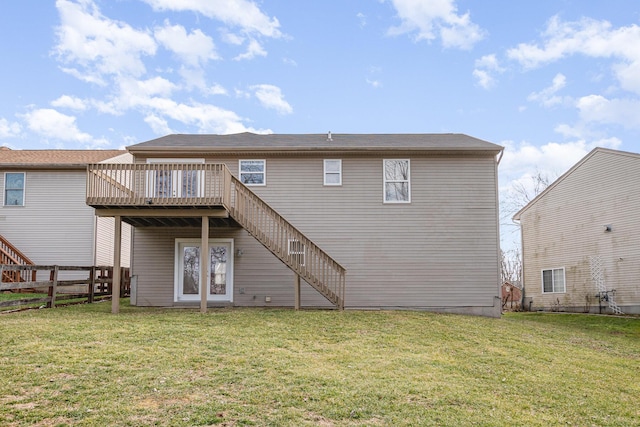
[383,159,411,204]
[239,159,266,186]
[323,159,342,186]
[174,238,234,303]
[3,172,26,207]
[541,267,566,293]
[288,239,306,266]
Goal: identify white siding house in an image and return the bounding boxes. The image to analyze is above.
[514,148,640,314]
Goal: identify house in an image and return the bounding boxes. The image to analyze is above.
[501,281,522,311]
[513,147,640,314]
[87,133,504,316]
[0,147,132,278]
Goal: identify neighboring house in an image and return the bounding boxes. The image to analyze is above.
[513,147,640,315]
[87,133,504,316]
[501,281,522,311]
[0,147,132,277]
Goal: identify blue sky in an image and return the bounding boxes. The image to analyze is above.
[2,0,640,246]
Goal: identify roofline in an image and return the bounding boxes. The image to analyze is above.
[0,164,91,170]
[127,146,503,155]
[512,147,640,220]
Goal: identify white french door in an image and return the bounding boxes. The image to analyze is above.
[175,238,234,302]
[146,158,205,198]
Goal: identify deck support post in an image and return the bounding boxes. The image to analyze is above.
[200,216,209,314]
[294,273,300,310]
[112,215,122,314]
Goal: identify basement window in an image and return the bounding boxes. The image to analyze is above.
[4,172,25,206]
[542,267,565,293]
[288,239,305,266]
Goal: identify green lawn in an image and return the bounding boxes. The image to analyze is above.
[0,302,638,426]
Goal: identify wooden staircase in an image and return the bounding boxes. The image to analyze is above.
[0,234,36,284]
[225,174,345,309]
[86,163,346,309]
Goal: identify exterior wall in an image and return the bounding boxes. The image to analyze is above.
[519,150,640,314]
[1,170,95,279]
[131,152,501,316]
[132,227,332,308]
[0,169,132,278]
[95,216,131,268]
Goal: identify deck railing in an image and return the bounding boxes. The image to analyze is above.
[227,173,345,309]
[86,163,346,309]
[0,234,36,283]
[87,163,229,207]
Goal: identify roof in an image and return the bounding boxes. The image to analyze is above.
[512,147,640,221]
[0,149,126,169]
[127,132,503,155]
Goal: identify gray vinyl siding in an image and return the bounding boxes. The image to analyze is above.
[519,150,640,313]
[133,227,331,307]
[0,170,95,278]
[1,170,132,279]
[131,153,501,313]
[95,216,131,268]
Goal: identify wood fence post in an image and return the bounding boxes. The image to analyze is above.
[88,266,96,303]
[48,266,58,309]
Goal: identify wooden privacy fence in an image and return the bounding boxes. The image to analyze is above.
[0,265,130,310]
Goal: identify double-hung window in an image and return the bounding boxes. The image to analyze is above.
[239,160,266,186]
[383,159,410,203]
[324,159,342,186]
[542,267,565,293]
[4,172,25,206]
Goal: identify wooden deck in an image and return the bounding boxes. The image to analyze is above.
[86,163,346,309]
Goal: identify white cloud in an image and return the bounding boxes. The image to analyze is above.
[357,12,367,28]
[19,108,108,147]
[507,16,640,95]
[576,94,640,129]
[234,39,267,61]
[472,54,504,89]
[366,78,382,88]
[51,95,87,110]
[472,69,493,90]
[141,0,282,38]
[387,0,485,49]
[527,73,568,107]
[0,118,21,138]
[250,84,293,115]
[208,83,228,96]
[144,114,172,135]
[54,0,156,81]
[500,138,622,191]
[154,21,219,66]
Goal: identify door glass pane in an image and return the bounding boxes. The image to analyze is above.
[156,170,173,197]
[182,246,200,295]
[182,170,199,197]
[209,246,227,295]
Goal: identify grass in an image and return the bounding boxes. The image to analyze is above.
[0,302,638,426]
